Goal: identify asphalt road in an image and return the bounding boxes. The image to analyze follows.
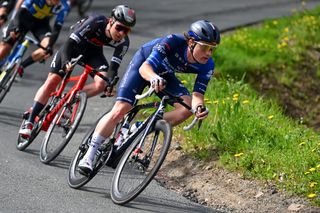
[1,0,319,212]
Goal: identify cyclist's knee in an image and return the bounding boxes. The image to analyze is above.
[94,80,106,93]
[43,75,61,91]
[110,102,131,123]
[178,108,193,121]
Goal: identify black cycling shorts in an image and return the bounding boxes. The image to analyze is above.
[3,9,51,45]
[50,43,109,78]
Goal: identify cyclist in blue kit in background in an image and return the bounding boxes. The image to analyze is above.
[78,20,221,173]
[0,0,70,76]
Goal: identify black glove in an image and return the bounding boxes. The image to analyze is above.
[45,46,53,56]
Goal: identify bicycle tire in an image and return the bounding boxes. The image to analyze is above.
[77,0,93,17]
[39,91,87,164]
[68,113,113,189]
[111,119,172,205]
[16,117,42,151]
[0,61,19,103]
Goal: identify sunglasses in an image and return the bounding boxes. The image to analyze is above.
[194,41,218,52]
[115,24,131,34]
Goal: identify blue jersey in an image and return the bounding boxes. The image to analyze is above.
[142,34,214,94]
[117,34,215,105]
[22,0,70,26]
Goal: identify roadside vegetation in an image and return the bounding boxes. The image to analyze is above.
[175,5,320,205]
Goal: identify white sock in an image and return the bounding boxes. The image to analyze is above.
[84,133,106,162]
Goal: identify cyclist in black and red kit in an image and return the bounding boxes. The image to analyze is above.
[19,5,136,138]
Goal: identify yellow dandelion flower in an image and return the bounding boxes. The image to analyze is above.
[232,97,238,101]
[307,193,317,198]
[316,164,320,168]
[309,182,317,188]
[284,28,289,33]
[233,93,239,98]
[213,100,219,104]
[305,171,310,175]
[234,153,244,157]
[309,168,316,172]
[283,36,289,41]
[242,100,249,104]
[181,80,187,84]
[268,115,274,120]
[273,20,278,25]
[205,101,212,104]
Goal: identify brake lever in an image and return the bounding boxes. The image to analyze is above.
[100,76,120,98]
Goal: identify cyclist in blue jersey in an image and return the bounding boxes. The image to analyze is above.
[78,20,221,173]
[19,5,136,138]
[0,0,70,76]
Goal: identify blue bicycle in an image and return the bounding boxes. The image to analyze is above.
[0,35,41,103]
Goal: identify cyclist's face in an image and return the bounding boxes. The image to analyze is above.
[108,20,131,41]
[46,0,60,6]
[189,40,217,64]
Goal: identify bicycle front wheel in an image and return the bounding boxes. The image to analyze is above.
[40,91,87,164]
[0,61,19,103]
[111,119,172,205]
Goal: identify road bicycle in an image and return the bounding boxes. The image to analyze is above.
[0,35,43,103]
[68,86,201,205]
[16,55,117,164]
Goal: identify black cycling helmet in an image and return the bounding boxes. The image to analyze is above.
[187,20,220,44]
[111,5,136,27]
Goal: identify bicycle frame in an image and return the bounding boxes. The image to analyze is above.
[104,95,171,168]
[0,36,34,82]
[40,64,104,131]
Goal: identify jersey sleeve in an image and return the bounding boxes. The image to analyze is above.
[108,36,130,75]
[69,15,98,46]
[193,61,215,94]
[146,34,178,73]
[54,0,70,26]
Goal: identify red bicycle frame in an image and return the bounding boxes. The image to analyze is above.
[40,64,106,131]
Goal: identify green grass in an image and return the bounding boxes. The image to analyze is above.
[174,5,320,204]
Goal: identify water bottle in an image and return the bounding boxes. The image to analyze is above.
[114,123,130,146]
[130,121,143,134]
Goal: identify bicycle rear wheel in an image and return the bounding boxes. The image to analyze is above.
[68,120,113,189]
[0,61,19,103]
[111,119,172,205]
[39,91,87,164]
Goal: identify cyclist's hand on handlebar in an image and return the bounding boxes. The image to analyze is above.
[101,76,119,98]
[45,46,53,56]
[195,105,209,120]
[150,75,166,93]
[63,61,74,72]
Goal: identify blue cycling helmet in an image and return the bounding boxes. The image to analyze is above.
[187,20,220,44]
[111,5,136,27]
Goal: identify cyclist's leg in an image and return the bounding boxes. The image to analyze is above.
[78,101,133,172]
[20,19,51,71]
[81,47,109,97]
[19,50,63,136]
[0,6,31,61]
[159,74,193,126]
[79,50,147,172]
